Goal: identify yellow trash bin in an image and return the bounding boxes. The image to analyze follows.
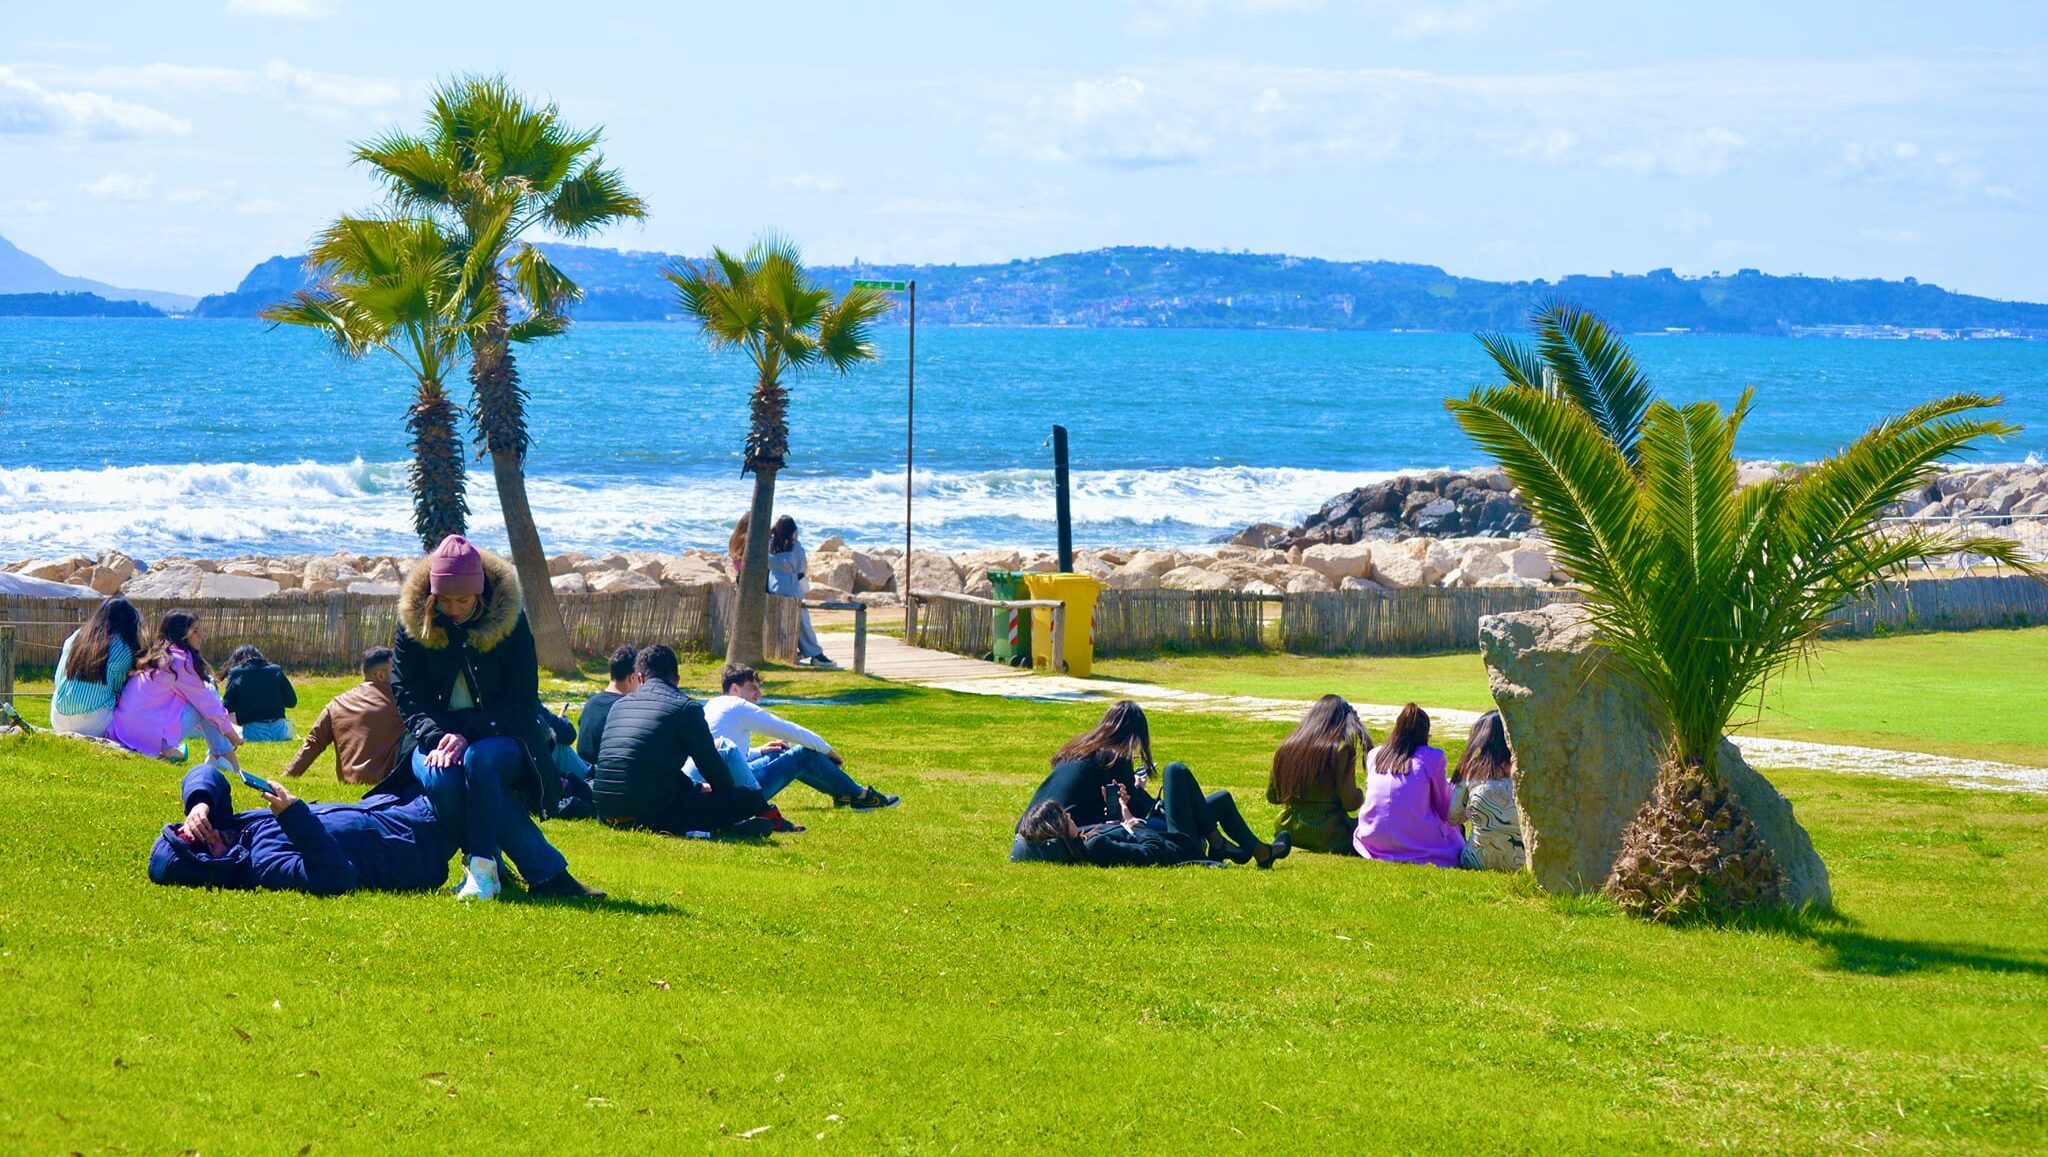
[1022,572,1105,677]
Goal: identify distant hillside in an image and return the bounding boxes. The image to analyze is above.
[0,235,198,312]
[0,292,164,318]
[191,244,2048,335]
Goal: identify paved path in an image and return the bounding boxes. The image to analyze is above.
[817,633,2048,793]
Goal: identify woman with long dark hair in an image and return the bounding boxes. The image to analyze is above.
[50,596,143,738]
[1450,710,1524,871]
[767,514,835,668]
[1013,762,1290,868]
[109,609,244,769]
[1023,700,1157,829]
[1350,703,1472,868]
[1266,694,1370,853]
[221,643,298,743]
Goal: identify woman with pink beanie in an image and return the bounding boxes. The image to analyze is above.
[389,534,602,901]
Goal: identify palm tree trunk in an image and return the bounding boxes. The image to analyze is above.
[726,467,780,666]
[407,379,468,551]
[470,289,576,674]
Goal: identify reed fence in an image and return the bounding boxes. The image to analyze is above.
[911,591,993,657]
[1281,587,1585,656]
[1093,589,1269,655]
[1,626,14,708]
[1824,574,2047,636]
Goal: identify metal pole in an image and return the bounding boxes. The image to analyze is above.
[1053,424,1073,573]
[902,280,917,639]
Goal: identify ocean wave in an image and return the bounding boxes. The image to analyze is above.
[0,459,1430,558]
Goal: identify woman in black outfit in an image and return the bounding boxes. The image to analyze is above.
[1013,762,1290,868]
[1022,700,1159,828]
[221,644,298,742]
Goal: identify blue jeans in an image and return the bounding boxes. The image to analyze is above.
[242,719,293,743]
[551,741,591,783]
[749,746,863,803]
[413,737,568,885]
[178,705,236,763]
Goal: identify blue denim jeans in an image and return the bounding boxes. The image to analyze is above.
[413,736,568,885]
[177,705,236,765]
[749,746,863,803]
[242,719,294,743]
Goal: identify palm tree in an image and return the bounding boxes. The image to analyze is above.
[352,76,646,672]
[1451,301,2035,920]
[666,238,892,665]
[262,215,476,549]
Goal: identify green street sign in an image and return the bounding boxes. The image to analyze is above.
[852,279,909,291]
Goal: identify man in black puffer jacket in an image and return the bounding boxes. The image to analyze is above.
[594,645,768,838]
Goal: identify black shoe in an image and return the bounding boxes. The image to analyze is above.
[843,787,900,811]
[529,871,605,899]
[1256,832,1293,870]
[717,817,775,840]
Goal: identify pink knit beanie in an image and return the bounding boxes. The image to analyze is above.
[428,534,486,595]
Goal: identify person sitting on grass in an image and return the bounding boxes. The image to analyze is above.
[49,595,142,739]
[1351,703,1474,869]
[283,646,409,785]
[149,763,455,895]
[705,663,898,812]
[575,645,642,766]
[109,609,244,772]
[1024,700,1159,828]
[392,533,602,901]
[221,644,298,742]
[1450,710,1525,872]
[1267,694,1370,855]
[593,645,771,839]
[1012,762,1291,868]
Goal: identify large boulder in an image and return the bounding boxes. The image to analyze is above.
[1159,564,1236,592]
[849,551,896,593]
[0,571,100,599]
[589,569,661,593]
[15,556,89,582]
[122,564,206,599]
[896,552,964,595]
[806,552,860,595]
[1299,543,1375,582]
[1107,550,1181,590]
[1478,603,1830,907]
[660,556,731,590]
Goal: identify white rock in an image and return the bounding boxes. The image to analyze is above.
[196,573,281,599]
[345,581,400,596]
[660,557,730,589]
[0,571,101,598]
[17,557,86,582]
[806,553,860,595]
[1508,549,1554,582]
[123,564,205,599]
[550,572,591,595]
[1241,579,1283,596]
[1339,575,1388,591]
[1159,565,1236,592]
[1299,543,1376,582]
[849,552,896,593]
[589,569,662,593]
[548,552,589,576]
[1108,550,1182,590]
[1366,543,1428,588]
[817,535,846,552]
[896,552,965,595]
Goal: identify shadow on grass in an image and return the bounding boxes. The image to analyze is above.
[757,687,916,707]
[502,892,695,918]
[1710,905,2048,977]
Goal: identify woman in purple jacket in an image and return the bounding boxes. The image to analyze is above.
[1351,703,1477,868]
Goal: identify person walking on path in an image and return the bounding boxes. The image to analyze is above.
[49,596,142,738]
[109,609,244,771]
[704,663,897,810]
[1266,695,1369,854]
[283,646,409,785]
[593,645,770,838]
[391,533,602,901]
[221,644,298,742]
[1352,703,1474,868]
[768,516,836,668]
[575,645,641,766]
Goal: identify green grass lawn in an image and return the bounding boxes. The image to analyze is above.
[1096,626,2048,766]
[3,660,2045,1153]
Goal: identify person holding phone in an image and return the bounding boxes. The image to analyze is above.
[1019,700,1159,829]
[1012,763,1290,868]
[147,764,456,895]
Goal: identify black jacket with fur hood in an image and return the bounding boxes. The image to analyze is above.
[389,546,557,817]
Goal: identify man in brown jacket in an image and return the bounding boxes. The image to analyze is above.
[283,646,410,785]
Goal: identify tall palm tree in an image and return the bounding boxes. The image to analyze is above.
[1451,301,2035,920]
[352,76,646,672]
[262,215,475,549]
[666,238,892,665]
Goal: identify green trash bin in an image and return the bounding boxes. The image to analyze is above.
[987,570,1034,665]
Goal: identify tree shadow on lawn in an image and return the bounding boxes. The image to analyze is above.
[500,892,695,919]
[1713,906,2048,978]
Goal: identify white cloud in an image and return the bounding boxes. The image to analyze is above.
[225,0,332,18]
[781,172,846,194]
[78,171,158,200]
[0,66,190,139]
[15,60,405,126]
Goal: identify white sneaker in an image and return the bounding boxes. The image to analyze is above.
[455,855,501,901]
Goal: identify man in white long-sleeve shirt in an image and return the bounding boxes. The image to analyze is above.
[706,664,900,811]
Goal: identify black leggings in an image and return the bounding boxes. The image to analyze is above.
[1155,762,1265,864]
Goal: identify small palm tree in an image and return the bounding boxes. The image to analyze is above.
[353,75,646,672]
[1451,301,2035,920]
[262,215,476,549]
[666,237,892,665]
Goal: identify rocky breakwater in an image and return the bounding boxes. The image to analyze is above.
[1233,468,1532,549]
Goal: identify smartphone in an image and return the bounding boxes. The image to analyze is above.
[237,767,276,794]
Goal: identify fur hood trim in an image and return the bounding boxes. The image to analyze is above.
[397,547,523,651]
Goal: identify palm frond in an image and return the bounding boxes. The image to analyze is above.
[1532,300,1654,468]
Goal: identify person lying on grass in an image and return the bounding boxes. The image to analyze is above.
[149,764,454,896]
[702,663,898,813]
[593,645,773,840]
[1023,700,1159,828]
[1012,762,1291,868]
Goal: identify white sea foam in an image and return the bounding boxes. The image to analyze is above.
[0,459,1418,558]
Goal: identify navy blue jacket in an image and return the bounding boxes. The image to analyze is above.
[148,767,454,895]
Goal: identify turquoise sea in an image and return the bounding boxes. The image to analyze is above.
[1,318,2042,557]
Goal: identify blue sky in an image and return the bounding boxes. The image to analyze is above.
[3,0,2044,300]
